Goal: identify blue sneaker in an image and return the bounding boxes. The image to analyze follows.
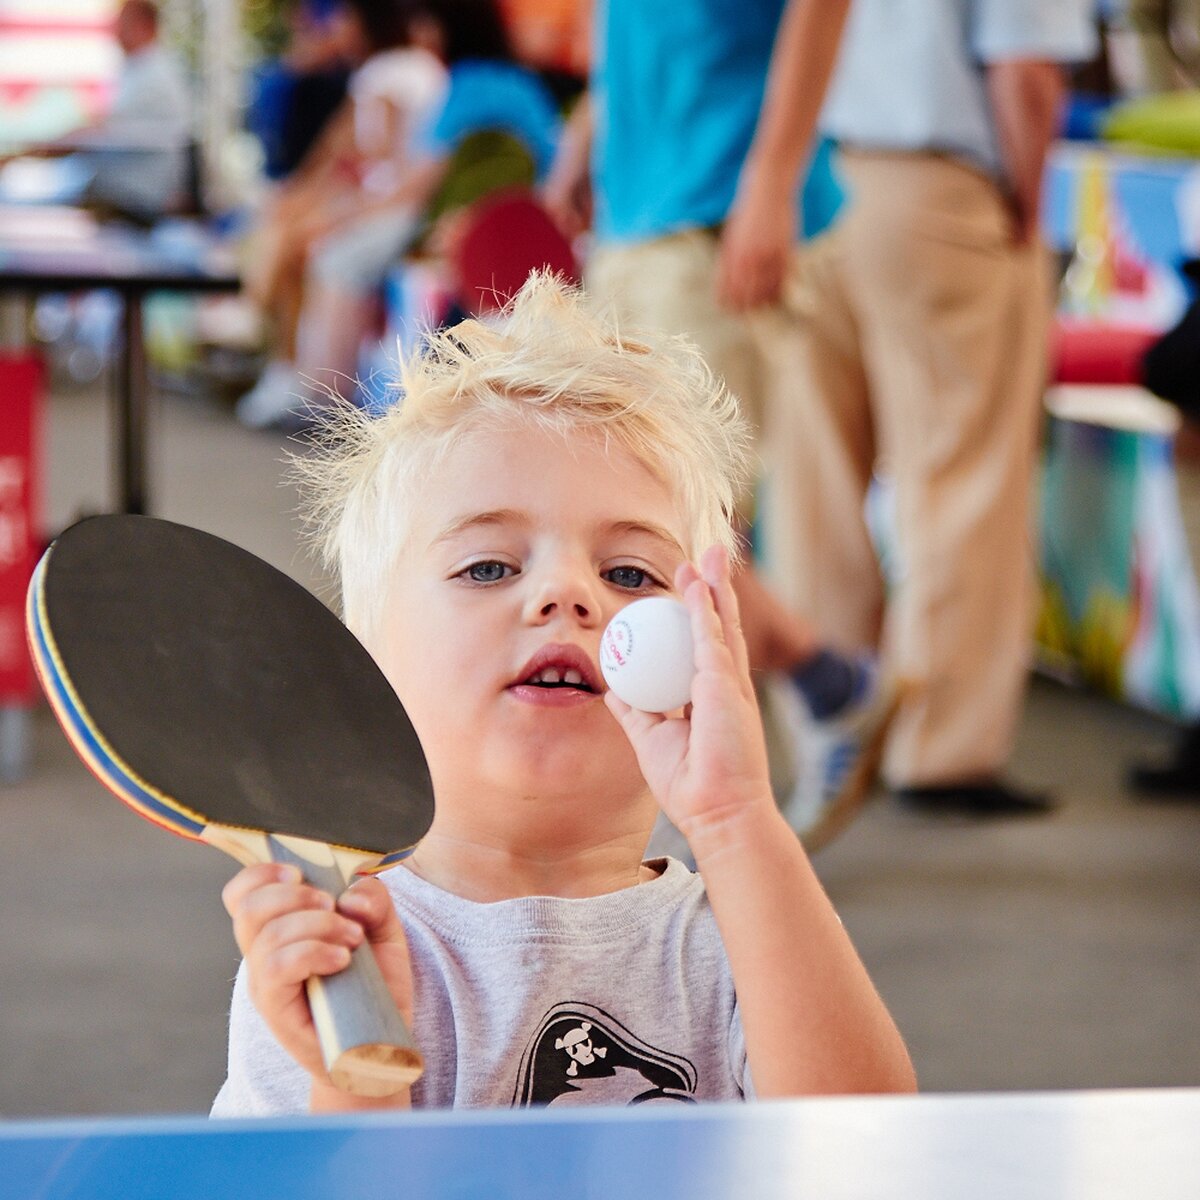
[757,660,898,852]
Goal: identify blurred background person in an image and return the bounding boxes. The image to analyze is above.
[0,0,193,222]
[235,0,448,427]
[497,0,590,105]
[752,0,1097,816]
[247,0,357,185]
[240,0,561,427]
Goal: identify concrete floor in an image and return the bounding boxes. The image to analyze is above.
[1,377,1198,1119]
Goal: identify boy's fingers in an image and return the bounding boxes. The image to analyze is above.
[254,939,353,1001]
[252,907,364,962]
[221,862,300,918]
[697,545,752,688]
[678,557,733,669]
[683,575,735,677]
[227,876,336,957]
[674,560,701,594]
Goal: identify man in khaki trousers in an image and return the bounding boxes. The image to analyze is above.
[752,1,1096,813]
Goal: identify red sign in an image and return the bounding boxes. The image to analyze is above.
[0,354,42,704]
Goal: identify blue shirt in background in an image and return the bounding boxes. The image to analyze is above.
[592,0,842,245]
[419,59,561,180]
[821,0,1098,183]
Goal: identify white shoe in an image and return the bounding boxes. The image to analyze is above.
[235,361,310,430]
[758,660,899,853]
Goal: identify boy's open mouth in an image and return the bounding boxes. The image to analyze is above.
[523,666,596,692]
[512,645,602,695]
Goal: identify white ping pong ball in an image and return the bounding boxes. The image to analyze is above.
[600,597,695,713]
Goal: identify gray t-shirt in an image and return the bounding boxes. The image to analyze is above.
[211,857,752,1114]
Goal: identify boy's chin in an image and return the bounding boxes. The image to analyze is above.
[508,745,646,803]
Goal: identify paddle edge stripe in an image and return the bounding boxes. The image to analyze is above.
[27,552,208,839]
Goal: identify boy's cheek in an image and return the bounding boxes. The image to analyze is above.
[369,620,437,713]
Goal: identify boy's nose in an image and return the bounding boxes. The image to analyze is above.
[523,572,600,627]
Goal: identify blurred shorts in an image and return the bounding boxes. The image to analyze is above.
[308,207,419,292]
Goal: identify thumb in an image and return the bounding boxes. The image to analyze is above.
[604,688,667,740]
[338,877,407,948]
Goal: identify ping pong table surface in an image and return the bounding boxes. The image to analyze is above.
[3,1087,1199,1200]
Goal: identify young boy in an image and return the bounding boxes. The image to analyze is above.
[211,273,915,1115]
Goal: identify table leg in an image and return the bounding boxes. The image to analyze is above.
[117,290,147,515]
[0,705,31,782]
[0,296,25,349]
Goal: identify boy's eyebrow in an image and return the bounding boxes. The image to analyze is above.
[605,520,686,557]
[430,513,686,557]
[431,509,528,546]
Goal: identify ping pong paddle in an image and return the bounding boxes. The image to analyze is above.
[26,514,435,1097]
[451,187,580,317]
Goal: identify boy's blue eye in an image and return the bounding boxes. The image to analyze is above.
[465,561,509,583]
[606,565,651,590]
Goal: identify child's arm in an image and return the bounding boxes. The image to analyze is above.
[607,546,916,1097]
[221,865,416,1112]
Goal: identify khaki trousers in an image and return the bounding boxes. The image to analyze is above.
[760,152,1051,786]
[587,228,767,518]
[586,153,1049,786]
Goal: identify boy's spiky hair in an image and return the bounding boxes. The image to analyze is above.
[294,271,754,642]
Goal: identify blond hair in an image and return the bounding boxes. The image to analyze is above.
[294,272,753,642]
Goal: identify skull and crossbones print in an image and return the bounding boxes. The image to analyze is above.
[554,1022,609,1076]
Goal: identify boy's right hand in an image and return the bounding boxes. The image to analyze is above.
[221,865,415,1087]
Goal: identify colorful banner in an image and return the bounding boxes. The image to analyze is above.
[1038,386,1200,719]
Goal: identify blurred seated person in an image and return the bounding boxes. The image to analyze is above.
[237,0,449,427]
[248,0,356,182]
[0,0,192,223]
[240,0,561,428]
[497,0,590,106]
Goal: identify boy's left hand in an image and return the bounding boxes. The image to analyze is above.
[605,545,774,843]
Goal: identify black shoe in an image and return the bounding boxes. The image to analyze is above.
[1127,722,1200,799]
[1128,756,1200,798]
[894,780,1055,817]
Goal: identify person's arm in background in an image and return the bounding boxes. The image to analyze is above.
[716,0,851,311]
[280,100,358,197]
[296,155,449,245]
[986,59,1067,246]
[541,93,594,241]
[0,113,110,165]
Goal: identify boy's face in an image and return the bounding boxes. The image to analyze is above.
[374,418,690,826]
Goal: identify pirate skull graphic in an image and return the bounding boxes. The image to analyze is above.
[554,1022,608,1076]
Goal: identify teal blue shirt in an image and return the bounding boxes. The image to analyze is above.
[592,0,842,244]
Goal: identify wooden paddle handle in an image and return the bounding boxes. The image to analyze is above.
[268,836,424,1098]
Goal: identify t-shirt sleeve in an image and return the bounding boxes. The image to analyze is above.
[728,998,755,1100]
[209,960,310,1118]
[971,0,1099,64]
